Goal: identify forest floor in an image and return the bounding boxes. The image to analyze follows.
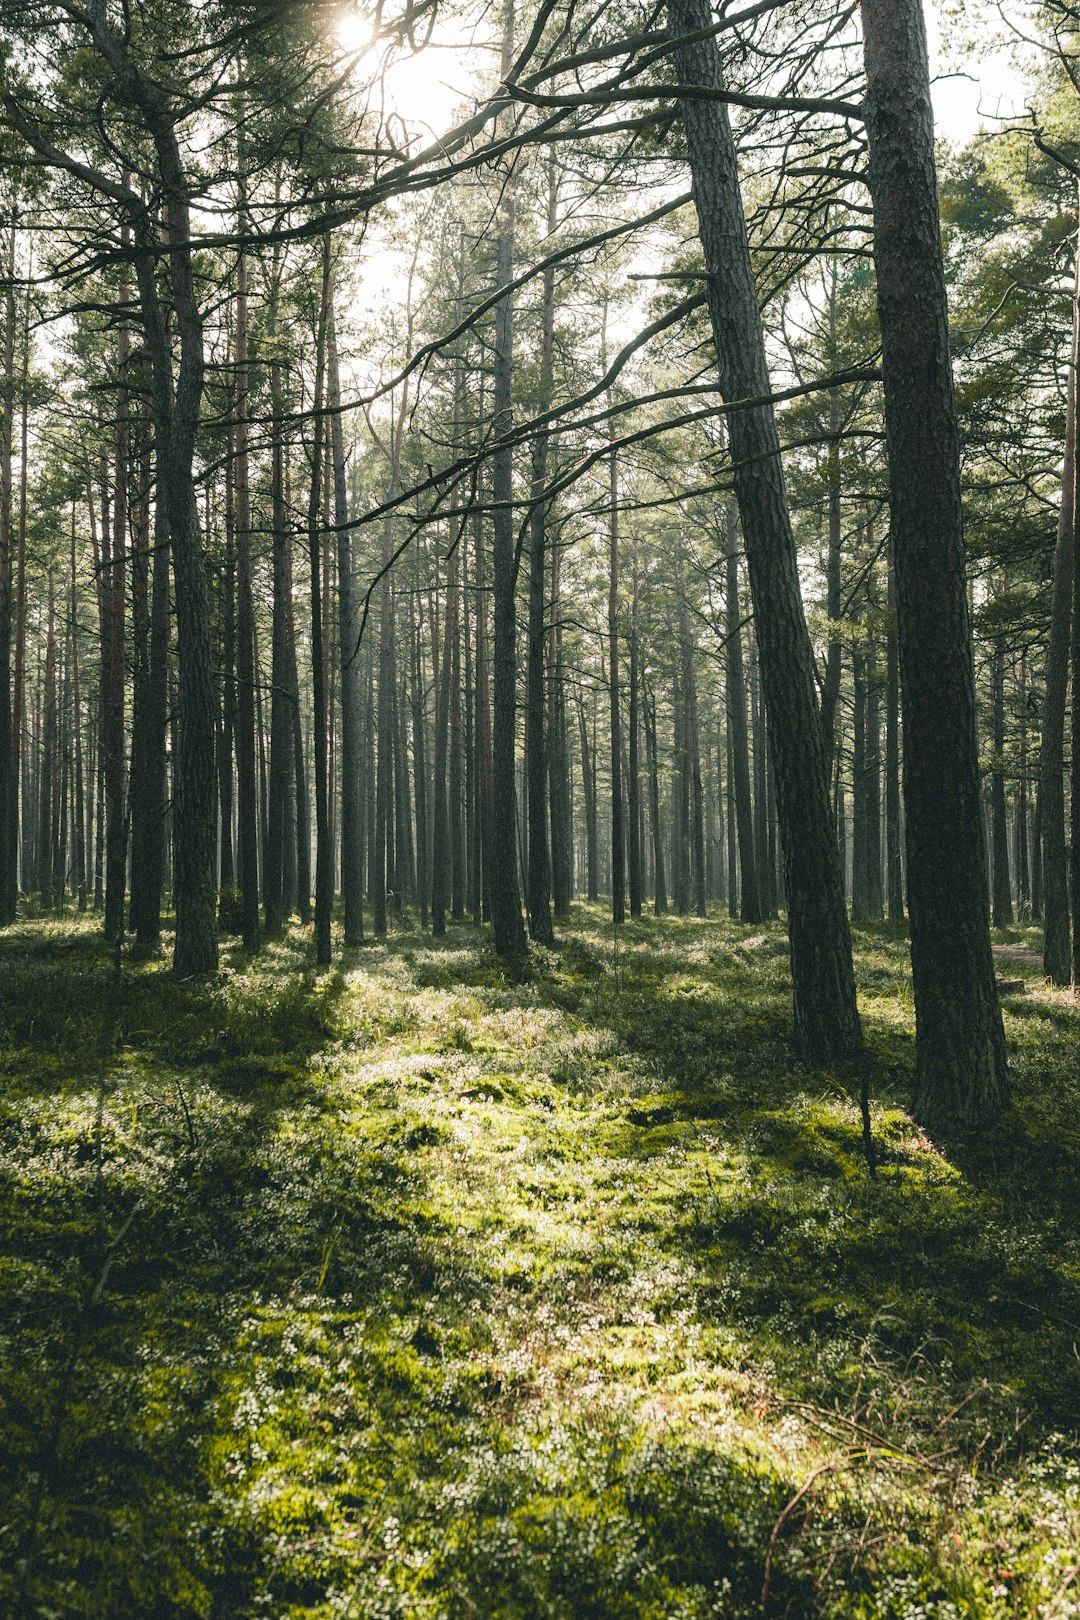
[0,908,1078,1619]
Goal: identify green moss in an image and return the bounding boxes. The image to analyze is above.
[0,912,1077,1617]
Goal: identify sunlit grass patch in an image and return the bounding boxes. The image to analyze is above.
[0,911,1078,1616]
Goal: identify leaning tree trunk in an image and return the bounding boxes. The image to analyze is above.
[670,0,860,1060]
[861,0,1007,1126]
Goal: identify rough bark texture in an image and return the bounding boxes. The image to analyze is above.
[861,0,1007,1126]
[670,0,861,1060]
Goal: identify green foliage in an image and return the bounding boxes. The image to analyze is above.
[0,912,1077,1617]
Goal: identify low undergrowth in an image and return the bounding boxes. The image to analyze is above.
[0,908,1077,1618]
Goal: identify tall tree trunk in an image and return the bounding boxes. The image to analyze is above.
[234,221,260,952]
[328,272,363,945]
[526,171,557,946]
[265,259,293,933]
[608,450,625,925]
[432,533,458,937]
[1044,217,1080,981]
[862,0,1007,1123]
[670,0,860,1060]
[309,243,332,965]
[489,9,526,957]
[70,508,86,911]
[104,303,128,942]
[473,497,494,923]
[548,528,572,915]
[218,464,236,902]
[39,569,56,906]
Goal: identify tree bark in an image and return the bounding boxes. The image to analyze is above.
[670,0,861,1060]
[861,0,1007,1124]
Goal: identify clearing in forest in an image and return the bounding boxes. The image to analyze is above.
[0,910,1077,1618]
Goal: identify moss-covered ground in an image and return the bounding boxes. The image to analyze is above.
[0,908,1078,1618]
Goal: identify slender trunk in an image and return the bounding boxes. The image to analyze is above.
[490,9,526,956]
[234,221,260,951]
[628,555,642,917]
[265,262,292,933]
[643,674,667,915]
[1044,237,1079,982]
[309,243,332,964]
[526,173,557,945]
[992,622,1014,928]
[328,274,362,944]
[608,450,625,925]
[104,300,129,942]
[725,506,761,923]
[70,508,86,911]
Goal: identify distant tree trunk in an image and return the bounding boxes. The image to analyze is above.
[862,0,1007,1123]
[671,0,861,1060]
[265,270,292,933]
[678,573,705,917]
[38,569,56,906]
[750,641,769,917]
[309,243,332,965]
[70,510,86,910]
[820,287,844,775]
[526,173,556,944]
[218,465,236,904]
[851,610,868,920]
[608,451,625,926]
[432,532,458,937]
[328,278,362,945]
[725,508,760,924]
[992,625,1014,928]
[234,224,260,952]
[1043,213,1079,982]
[627,554,642,917]
[474,498,494,923]
[548,527,572,915]
[671,648,688,915]
[577,690,598,902]
[642,673,667,915]
[489,12,526,957]
[885,534,903,920]
[104,308,128,942]
[1015,650,1029,915]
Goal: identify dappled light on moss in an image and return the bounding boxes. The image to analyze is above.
[0,910,1078,1616]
